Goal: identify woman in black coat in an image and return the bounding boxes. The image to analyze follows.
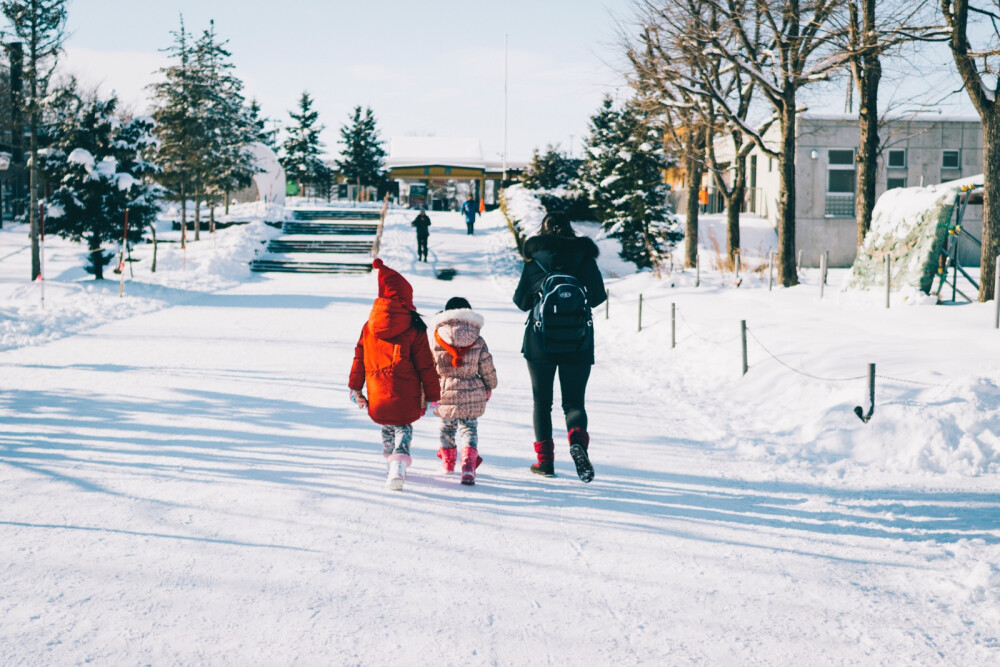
[513,212,607,482]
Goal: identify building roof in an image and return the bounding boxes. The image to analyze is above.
[387,137,485,169]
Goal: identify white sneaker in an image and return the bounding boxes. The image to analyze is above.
[386,457,407,491]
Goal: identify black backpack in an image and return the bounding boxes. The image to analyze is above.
[530,261,594,355]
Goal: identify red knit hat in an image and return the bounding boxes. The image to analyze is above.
[372,258,415,310]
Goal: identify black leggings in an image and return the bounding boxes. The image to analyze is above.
[416,235,428,259]
[526,360,591,442]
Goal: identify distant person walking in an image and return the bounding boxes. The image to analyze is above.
[513,212,606,483]
[698,187,709,214]
[461,194,478,235]
[412,208,431,262]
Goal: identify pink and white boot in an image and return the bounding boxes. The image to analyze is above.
[386,453,411,491]
[460,446,483,486]
[437,447,458,474]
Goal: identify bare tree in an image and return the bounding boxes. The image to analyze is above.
[941,0,1000,301]
[841,0,941,247]
[692,0,848,286]
[1,0,67,281]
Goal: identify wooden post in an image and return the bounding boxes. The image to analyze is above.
[638,294,643,332]
[740,320,748,376]
[768,251,774,291]
[670,303,676,349]
[605,289,609,320]
[824,250,830,284]
[819,252,827,299]
[695,254,700,287]
[797,249,803,273]
[854,363,877,423]
[885,255,891,309]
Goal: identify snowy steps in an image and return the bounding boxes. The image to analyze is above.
[282,221,379,236]
[250,208,379,274]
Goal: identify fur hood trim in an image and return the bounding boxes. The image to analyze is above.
[430,308,485,331]
[523,234,599,260]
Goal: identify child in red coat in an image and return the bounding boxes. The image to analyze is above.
[349,259,441,490]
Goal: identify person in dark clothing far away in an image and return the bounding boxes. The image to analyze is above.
[412,208,431,261]
[460,194,478,235]
[513,211,607,483]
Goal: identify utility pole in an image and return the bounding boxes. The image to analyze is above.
[503,33,508,182]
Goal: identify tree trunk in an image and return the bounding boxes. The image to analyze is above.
[194,188,201,241]
[981,111,1000,301]
[855,0,881,249]
[225,191,230,215]
[89,234,104,280]
[150,224,158,273]
[684,131,702,268]
[726,160,745,262]
[29,109,39,280]
[777,99,799,286]
[209,196,216,234]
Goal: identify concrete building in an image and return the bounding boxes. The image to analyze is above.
[709,114,984,267]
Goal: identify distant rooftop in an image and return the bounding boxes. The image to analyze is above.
[387,137,484,168]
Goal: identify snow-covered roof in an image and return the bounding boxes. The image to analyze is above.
[387,137,484,168]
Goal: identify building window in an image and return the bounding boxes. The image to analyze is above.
[942,150,960,169]
[444,167,452,174]
[887,150,906,169]
[887,177,907,190]
[825,149,856,217]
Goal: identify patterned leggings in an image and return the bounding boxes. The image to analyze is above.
[440,418,478,450]
[381,424,413,457]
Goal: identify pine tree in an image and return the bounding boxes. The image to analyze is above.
[336,105,385,199]
[247,98,277,150]
[280,91,325,197]
[523,144,581,190]
[194,21,257,229]
[149,17,199,242]
[578,96,680,269]
[41,85,161,279]
[1,0,67,281]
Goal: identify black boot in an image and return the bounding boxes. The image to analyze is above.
[568,428,594,483]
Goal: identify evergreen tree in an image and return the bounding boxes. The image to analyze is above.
[149,17,199,241]
[41,85,161,279]
[335,105,385,199]
[247,98,278,150]
[578,96,680,269]
[194,21,257,227]
[1,0,67,281]
[523,144,581,190]
[280,91,325,196]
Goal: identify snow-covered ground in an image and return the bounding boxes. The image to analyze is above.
[1,208,999,664]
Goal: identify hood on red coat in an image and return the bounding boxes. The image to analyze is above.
[368,297,413,340]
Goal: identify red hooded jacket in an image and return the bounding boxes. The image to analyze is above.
[349,260,440,426]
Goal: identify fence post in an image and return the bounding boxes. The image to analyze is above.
[740,320,748,376]
[819,252,827,299]
[854,363,877,423]
[638,293,643,333]
[994,256,1000,328]
[797,249,803,273]
[605,289,610,320]
[695,254,700,288]
[768,251,774,291]
[671,302,676,349]
[735,249,741,280]
[824,250,830,284]
[885,255,891,309]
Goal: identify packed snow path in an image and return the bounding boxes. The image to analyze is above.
[2,210,999,664]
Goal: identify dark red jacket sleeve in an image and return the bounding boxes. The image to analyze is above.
[348,326,367,391]
[412,331,441,402]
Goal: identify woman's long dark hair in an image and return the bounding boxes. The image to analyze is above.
[410,310,428,333]
[540,211,576,238]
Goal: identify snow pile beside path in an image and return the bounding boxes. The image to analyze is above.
[0,282,165,351]
[139,220,280,291]
[500,184,547,239]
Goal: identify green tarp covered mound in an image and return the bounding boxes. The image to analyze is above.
[844,176,981,296]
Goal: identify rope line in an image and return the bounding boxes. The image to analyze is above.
[875,374,945,388]
[676,310,742,346]
[746,327,866,383]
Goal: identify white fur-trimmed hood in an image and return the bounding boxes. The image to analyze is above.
[429,308,484,331]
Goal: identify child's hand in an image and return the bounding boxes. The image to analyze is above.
[349,389,368,409]
[486,391,492,401]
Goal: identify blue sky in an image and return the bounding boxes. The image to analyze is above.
[56,0,630,162]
